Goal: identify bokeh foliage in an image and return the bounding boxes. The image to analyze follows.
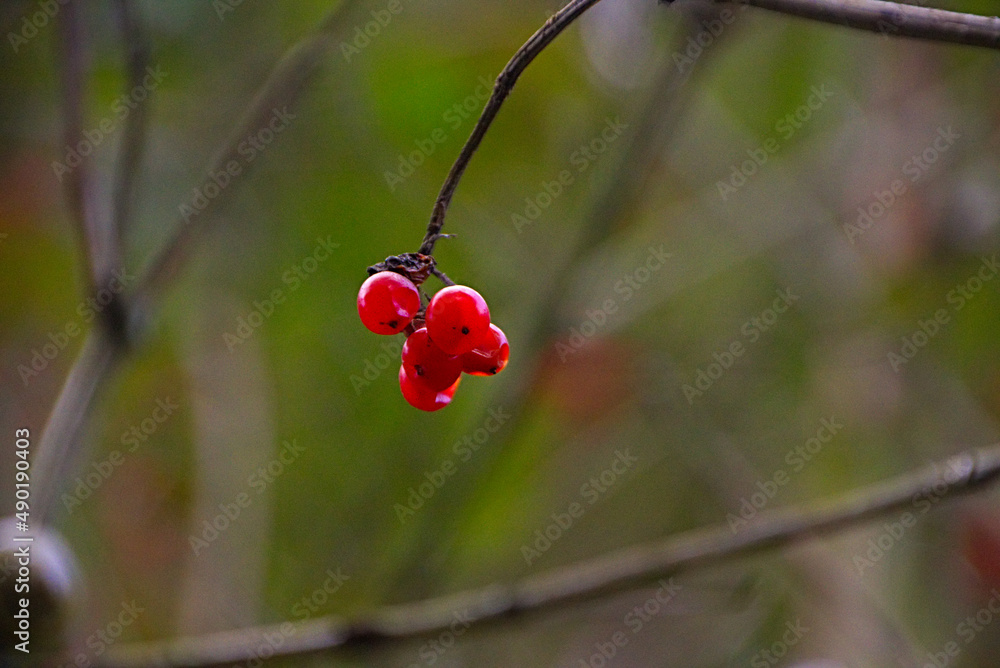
[2,0,1000,665]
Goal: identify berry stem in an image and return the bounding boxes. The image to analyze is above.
[417,0,606,256]
[431,267,456,287]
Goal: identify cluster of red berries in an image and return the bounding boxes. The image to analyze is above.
[358,269,509,411]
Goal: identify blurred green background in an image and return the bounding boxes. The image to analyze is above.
[2,0,1000,665]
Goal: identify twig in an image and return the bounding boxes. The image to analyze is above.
[32,2,144,532]
[57,2,104,295]
[110,0,151,255]
[421,0,1000,256]
[719,0,1000,49]
[98,445,1000,668]
[418,0,1000,257]
[417,0,607,255]
[57,1,132,347]
[430,267,456,286]
[33,0,152,532]
[32,333,122,526]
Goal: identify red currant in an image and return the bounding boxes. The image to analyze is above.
[399,366,459,411]
[426,285,491,355]
[402,328,463,391]
[357,271,421,335]
[460,324,509,376]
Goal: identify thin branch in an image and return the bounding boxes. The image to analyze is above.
[32,333,122,526]
[31,3,143,532]
[418,0,606,255]
[110,0,152,254]
[421,0,1000,256]
[57,1,104,294]
[32,0,154,530]
[720,0,1000,50]
[99,444,1000,668]
[57,1,132,347]
[431,267,456,286]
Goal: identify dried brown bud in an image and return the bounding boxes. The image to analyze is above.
[367,253,436,287]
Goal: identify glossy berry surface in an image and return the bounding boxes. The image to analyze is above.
[402,328,463,391]
[426,285,491,355]
[460,324,509,376]
[357,271,421,335]
[399,366,459,412]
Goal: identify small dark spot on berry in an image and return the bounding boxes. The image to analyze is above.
[461,326,470,335]
[388,319,398,329]
[415,364,424,376]
[489,367,498,374]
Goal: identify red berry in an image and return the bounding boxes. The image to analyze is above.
[402,328,463,391]
[426,285,491,355]
[357,271,421,335]
[399,365,459,411]
[460,324,509,376]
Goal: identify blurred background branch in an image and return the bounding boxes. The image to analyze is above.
[99,444,1000,668]
[56,0,107,305]
[717,0,1000,50]
[109,0,151,266]
[32,0,358,531]
[32,332,120,526]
